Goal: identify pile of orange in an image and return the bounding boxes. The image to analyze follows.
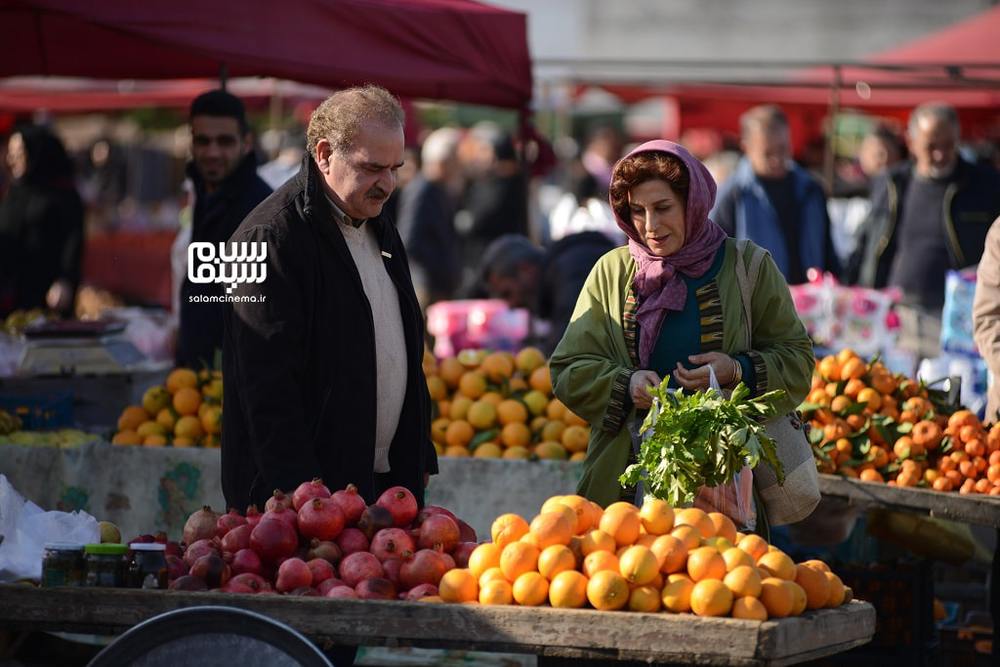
[801,350,1000,495]
[432,495,853,618]
[112,368,223,448]
[423,347,590,462]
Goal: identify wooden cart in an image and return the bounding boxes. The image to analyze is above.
[0,585,875,666]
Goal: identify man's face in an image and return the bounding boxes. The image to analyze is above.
[743,126,791,179]
[487,266,537,309]
[909,117,959,179]
[6,133,26,180]
[191,115,248,188]
[317,120,404,220]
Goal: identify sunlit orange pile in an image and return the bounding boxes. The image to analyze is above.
[430,495,853,618]
[112,368,223,448]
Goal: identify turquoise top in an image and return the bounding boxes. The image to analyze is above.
[647,248,754,389]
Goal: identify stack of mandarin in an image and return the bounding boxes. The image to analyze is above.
[112,368,223,448]
[801,349,1000,495]
[423,348,590,462]
[433,495,853,619]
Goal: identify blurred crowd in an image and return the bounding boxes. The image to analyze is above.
[1,96,999,360]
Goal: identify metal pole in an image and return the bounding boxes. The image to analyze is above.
[824,65,842,193]
[219,63,229,91]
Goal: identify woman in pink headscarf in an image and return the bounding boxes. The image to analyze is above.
[549,141,813,508]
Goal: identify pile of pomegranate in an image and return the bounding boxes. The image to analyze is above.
[164,480,477,600]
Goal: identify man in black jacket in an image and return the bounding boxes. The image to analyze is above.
[176,90,271,369]
[221,85,437,512]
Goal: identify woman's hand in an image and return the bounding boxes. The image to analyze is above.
[674,352,738,391]
[629,370,662,410]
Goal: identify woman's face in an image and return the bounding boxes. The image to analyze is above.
[628,179,687,257]
[6,133,27,180]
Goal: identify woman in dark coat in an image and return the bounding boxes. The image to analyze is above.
[0,125,84,318]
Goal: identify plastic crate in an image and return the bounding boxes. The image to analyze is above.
[831,559,938,666]
[0,391,74,429]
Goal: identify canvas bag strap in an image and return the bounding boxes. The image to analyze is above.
[733,239,767,347]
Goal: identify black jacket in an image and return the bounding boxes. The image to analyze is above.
[221,157,437,512]
[539,231,617,353]
[848,158,1000,289]
[176,154,271,368]
[0,180,83,318]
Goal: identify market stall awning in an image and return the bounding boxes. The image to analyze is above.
[0,0,532,109]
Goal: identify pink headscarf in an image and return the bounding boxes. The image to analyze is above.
[611,140,728,367]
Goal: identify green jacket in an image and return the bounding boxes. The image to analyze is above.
[549,239,814,507]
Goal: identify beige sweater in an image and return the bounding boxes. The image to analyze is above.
[335,217,409,473]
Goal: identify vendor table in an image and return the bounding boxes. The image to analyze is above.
[0,585,875,666]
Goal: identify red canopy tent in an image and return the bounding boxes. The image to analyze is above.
[0,0,532,109]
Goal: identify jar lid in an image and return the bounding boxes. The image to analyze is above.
[84,543,128,555]
[44,542,85,551]
[129,543,166,551]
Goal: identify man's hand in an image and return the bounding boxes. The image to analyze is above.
[629,370,662,410]
[674,352,738,391]
[46,279,73,313]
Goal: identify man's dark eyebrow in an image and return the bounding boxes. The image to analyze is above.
[361,160,406,170]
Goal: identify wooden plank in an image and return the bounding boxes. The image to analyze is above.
[819,474,1000,528]
[0,586,875,666]
[756,601,876,666]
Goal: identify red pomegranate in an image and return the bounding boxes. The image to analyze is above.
[183,538,220,568]
[358,505,394,540]
[317,578,348,596]
[169,575,208,591]
[221,524,251,554]
[456,520,477,544]
[164,541,183,558]
[335,528,369,556]
[338,552,384,588]
[262,506,298,532]
[183,506,220,546]
[404,583,439,600]
[276,557,313,593]
[440,552,456,571]
[166,555,188,581]
[306,558,336,586]
[306,539,342,566]
[325,585,358,599]
[376,486,418,527]
[230,548,263,577]
[414,505,458,528]
[224,572,269,594]
[298,497,345,541]
[264,489,293,513]
[331,484,367,525]
[249,517,298,564]
[190,553,231,588]
[215,508,247,538]
[292,478,332,511]
[244,505,263,529]
[452,542,477,568]
[356,577,397,600]
[369,528,416,563]
[382,558,403,587]
[399,549,450,590]
[417,515,460,552]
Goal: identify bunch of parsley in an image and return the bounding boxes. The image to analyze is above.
[620,380,786,506]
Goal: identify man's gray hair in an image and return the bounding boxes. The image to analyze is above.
[908,102,960,138]
[306,84,404,156]
[740,104,789,139]
[421,127,461,166]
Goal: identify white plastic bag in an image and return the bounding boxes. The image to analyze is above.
[694,367,755,530]
[0,474,99,582]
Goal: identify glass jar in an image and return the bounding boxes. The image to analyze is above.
[41,543,85,587]
[84,543,128,587]
[126,543,168,589]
